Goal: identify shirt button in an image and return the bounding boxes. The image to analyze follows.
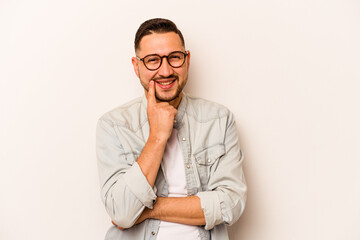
[187,164,190,169]
[151,231,155,235]
[182,137,186,141]
[207,159,211,163]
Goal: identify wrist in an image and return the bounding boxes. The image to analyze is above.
[148,133,168,145]
[149,197,162,220]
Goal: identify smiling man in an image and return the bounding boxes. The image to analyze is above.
[96,18,247,240]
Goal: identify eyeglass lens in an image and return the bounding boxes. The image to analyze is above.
[143,52,186,70]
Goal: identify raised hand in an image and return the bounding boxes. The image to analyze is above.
[146,80,177,142]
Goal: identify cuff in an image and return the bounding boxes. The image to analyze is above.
[196,191,222,230]
[123,162,157,208]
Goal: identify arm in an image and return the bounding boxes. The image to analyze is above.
[114,196,205,230]
[97,119,157,229]
[136,80,177,187]
[146,113,246,230]
[196,111,247,230]
[112,111,246,231]
[97,81,177,228]
[141,196,205,225]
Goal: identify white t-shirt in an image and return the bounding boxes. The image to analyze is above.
[156,129,201,240]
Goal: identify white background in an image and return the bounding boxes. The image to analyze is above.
[1,0,359,239]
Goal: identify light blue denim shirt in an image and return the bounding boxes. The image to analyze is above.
[96,93,247,240]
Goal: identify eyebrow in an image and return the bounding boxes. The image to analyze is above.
[139,49,186,58]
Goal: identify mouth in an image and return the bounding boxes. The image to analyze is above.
[157,79,175,86]
[154,78,176,89]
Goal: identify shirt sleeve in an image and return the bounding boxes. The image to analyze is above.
[96,118,157,228]
[196,112,247,230]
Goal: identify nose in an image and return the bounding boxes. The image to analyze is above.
[157,57,174,77]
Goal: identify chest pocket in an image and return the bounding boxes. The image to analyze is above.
[194,144,225,190]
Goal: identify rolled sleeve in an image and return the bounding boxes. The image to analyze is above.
[123,162,157,208]
[195,112,247,230]
[196,191,222,230]
[96,118,157,227]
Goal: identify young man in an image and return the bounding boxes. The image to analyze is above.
[96,18,247,240]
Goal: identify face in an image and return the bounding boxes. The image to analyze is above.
[132,32,190,107]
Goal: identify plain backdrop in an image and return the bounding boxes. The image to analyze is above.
[1,0,359,239]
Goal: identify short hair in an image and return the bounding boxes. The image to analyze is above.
[134,18,185,52]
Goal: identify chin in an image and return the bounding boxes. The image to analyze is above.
[155,95,178,102]
[156,91,181,102]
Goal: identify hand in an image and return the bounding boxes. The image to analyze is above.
[147,80,177,142]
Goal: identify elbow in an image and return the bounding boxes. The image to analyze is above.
[226,192,247,226]
[112,215,136,229]
[101,178,151,229]
[104,195,140,229]
[228,201,246,226]
[105,201,137,229]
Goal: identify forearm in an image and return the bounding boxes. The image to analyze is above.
[136,135,167,187]
[137,80,178,187]
[97,119,158,228]
[147,196,205,226]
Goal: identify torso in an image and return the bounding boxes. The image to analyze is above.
[156,129,201,240]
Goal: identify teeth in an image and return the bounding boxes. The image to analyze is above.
[158,81,174,86]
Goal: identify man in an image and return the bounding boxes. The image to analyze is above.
[96,18,247,240]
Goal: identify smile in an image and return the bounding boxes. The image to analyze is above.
[155,79,176,89]
[157,80,175,86]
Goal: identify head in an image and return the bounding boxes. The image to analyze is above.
[131,18,190,107]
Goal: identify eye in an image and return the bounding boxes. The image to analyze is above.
[169,54,182,59]
[170,55,180,59]
[145,56,160,64]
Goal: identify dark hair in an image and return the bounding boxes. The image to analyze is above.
[134,18,185,52]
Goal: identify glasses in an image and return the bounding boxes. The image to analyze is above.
[136,51,188,71]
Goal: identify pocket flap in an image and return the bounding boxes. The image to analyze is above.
[194,144,225,165]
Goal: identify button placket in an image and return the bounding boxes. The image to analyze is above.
[180,135,189,170]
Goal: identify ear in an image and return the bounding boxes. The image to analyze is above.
[186,50,191,68]
[131,57,140,78]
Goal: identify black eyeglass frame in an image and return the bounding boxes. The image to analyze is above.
[136,51,188,71]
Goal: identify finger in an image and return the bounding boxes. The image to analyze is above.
[164,105,177,112]
[147,80,156,105]
[157,102,171,107]
[171,109,178,118]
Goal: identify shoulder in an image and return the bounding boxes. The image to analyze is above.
[98,96,147,132]
[184,94,232,122]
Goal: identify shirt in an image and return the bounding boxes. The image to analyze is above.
[96,93,247,240]
[157,129,201,240]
